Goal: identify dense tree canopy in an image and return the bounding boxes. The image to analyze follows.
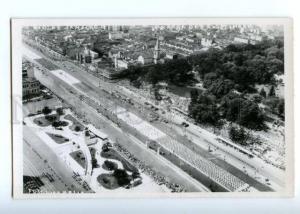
[117,39,283,91]
[187,40,283,131]
[42,106,52,115]
[189,90,267,131]
[117,58,194,86]
[265,97,285,119]
[188,92,221,126]
[260,88,267,98]
[113,169,131,186]
[115,39,284,131]
[207,78,235,98]
[189,39,284,91]
[229,125,249,146]
[221,95,267,130]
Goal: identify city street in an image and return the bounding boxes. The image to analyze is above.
[23,49,210,192]
[22,42,278,192]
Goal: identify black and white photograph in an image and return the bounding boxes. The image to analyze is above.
[11,18,293,198]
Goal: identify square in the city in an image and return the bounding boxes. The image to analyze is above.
[11,18,294,198]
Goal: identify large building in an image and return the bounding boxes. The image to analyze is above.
[165,50,178,60]
[233,37,249,44]
[22,61,35,78]
[136,38,163,65]
[137,51,154,65]
[108,31,124,40]
[22,61,40,99]
[114,57,129,69]
[23,78,40,98]
[201,38,215,47]
[75,47,99,64]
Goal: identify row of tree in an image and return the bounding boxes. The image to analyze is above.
[189,90,267,131]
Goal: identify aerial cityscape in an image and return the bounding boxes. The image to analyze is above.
[19,23,286,195]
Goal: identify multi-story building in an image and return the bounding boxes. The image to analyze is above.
[233,37,249,44]
[165,51,178,60]
[114,56,129,69]
[22,61,40,99]
[137,51,154,65]
[22,61,33,78]
[201,38,214,47]
[23,78,40,98]
[108,31,124,40]
[75,47,99,64]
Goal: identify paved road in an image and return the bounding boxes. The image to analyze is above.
[23,125,91,193]
[31,60,243,191]
[56,61,276,190]
[28,63,210,192]
[22,42,280,192]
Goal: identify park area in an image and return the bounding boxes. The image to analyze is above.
[64,114,85,132]
[23,101,168,193]
[29,106,85,133]
[70,150,86,168]
[95,146,141,190]
[47,133,69,144]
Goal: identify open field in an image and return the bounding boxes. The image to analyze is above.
[47,133,69,144]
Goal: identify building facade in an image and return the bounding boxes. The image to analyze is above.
[22,61,40,99]
[23,78,40,98]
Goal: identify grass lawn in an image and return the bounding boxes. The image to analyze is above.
[100,148,138,173]
[102,160,118,171]
[89,147,96,159]
[97,174,120,190]
[70,150,86,168]
[24,98,62,115]
[64,114,85,132]
[47,133,69,144]
[33,114,59,127]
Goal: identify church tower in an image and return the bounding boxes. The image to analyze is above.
[153,37,160,64]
